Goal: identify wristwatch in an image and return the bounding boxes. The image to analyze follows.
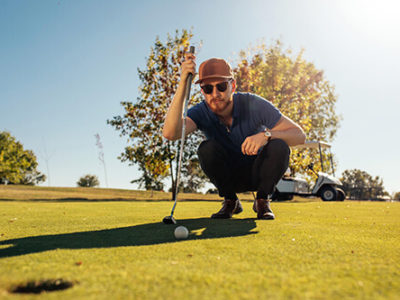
[264,128,272,141]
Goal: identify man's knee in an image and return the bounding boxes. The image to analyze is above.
[264,139,290,158]
[197,139,224,159]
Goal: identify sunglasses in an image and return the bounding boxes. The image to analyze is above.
[200,81,230,94]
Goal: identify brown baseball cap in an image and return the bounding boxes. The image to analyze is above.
[195,58,234,84]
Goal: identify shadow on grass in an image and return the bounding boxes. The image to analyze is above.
[0,218,257,258]
[0,198,229,203]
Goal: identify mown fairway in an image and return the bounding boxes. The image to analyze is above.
[0,186,399,299]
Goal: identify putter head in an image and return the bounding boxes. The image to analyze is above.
[162,216,176,224]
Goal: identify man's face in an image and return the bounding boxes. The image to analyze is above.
[200,79,236,116]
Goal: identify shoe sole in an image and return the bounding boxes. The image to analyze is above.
[211,200,243,218]
[257,213,275,220]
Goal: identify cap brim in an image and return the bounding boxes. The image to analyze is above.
[195,75,233,84]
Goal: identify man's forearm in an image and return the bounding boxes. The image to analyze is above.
[270,127,306,146]
[162,81,187,140]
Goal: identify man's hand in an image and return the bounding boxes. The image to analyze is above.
[241,132,268,156]
[181,52,196,82]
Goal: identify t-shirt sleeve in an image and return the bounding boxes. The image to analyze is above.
[187,103,203,131]
[249,94,282,129]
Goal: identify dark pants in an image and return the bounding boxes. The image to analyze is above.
[197,139,290,199]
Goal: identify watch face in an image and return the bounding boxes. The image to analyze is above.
[264,130,271,137]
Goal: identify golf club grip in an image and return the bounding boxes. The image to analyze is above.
[183,46,195,106]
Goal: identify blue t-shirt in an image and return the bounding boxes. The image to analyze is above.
[187,92,282,155]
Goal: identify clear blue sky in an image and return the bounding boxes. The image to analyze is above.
[1,0,399,194]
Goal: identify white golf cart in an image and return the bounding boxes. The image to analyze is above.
[272,141,346,201]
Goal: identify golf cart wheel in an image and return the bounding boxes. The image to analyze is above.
[320,185,337,201]
[336,188,346,201]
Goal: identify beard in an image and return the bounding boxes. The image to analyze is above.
[207,96,232,115]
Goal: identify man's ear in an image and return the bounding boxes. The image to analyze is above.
[231,79,237,93]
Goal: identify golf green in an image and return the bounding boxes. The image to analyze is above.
[0,186,399,299]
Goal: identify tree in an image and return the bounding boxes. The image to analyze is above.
[340,169,387,200]
[394,192,400,201]
[180,157,208,193]
[77,174,100,187]
[233,40,341,176]
[0,131,46,185]
[108,29,206,197]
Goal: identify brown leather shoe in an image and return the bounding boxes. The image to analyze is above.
[211,199,243,219]
[253,199,275,220]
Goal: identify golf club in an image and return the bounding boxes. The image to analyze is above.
[163,45,195,225]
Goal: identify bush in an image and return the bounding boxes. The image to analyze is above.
[77,175,100,187]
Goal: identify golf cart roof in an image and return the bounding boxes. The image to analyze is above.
[293,141,331,149]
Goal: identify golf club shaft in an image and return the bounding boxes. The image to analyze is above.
[170,46,195,217]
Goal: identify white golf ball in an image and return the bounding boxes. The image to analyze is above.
[174,226,189,239]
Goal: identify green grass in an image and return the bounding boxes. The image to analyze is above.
[0,186,399,299]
